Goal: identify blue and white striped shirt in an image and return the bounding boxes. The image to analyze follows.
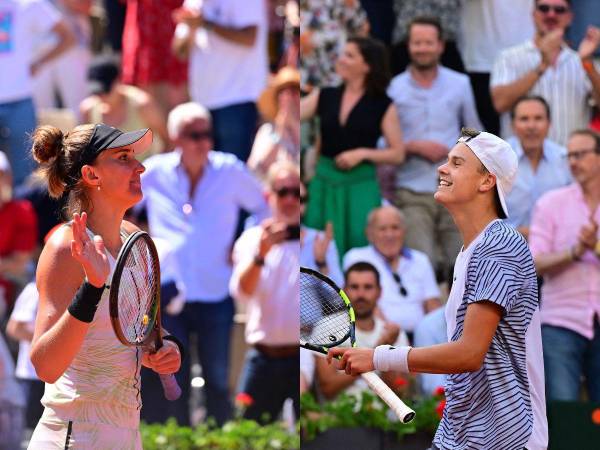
[435,220,547,450]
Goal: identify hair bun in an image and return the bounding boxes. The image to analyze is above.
[32,125,64,164]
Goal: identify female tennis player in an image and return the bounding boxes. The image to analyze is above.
[27,123,181,449]
[329,129,548,450]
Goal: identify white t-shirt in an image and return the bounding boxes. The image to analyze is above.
[9,281,38,380]
[175,0,268,109]
[229,225,300,346]
[0,0,61,103]
[458,0,534,73]
[343,245,440,332]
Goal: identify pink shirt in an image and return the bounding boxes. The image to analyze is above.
[529,183,600,339]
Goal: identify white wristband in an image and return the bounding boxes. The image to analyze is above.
[373,345,412,374]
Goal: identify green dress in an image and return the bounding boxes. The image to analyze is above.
[303,86,392,257]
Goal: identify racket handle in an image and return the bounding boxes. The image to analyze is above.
[360,371,415,423]
[159,373,182,401]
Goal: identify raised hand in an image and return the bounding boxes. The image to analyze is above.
[538,29,563,66]
[70,212,110,288]
[258,219,289,258]
[313,222,333,264]
[578,26,600,61]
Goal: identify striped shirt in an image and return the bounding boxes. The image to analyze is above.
[434,220,547,450]
[491,40,595,146]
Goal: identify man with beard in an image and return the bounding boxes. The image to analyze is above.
[387,16,482,285]
[315,262,409,400]
[491,0,600,145]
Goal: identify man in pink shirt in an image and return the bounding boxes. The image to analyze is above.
[529,128,600,401]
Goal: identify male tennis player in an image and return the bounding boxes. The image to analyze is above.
[328,128,548,450]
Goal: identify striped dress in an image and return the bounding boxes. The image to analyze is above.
[434,220,547,450]
[28,229,143,450]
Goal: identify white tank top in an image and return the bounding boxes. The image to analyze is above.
[42,229,142,429]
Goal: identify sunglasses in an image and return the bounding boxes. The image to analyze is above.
[184,130,212,141]
[300,194,309,204]
[275,186,301,199]
[536,4,569,14]
[392,273,408,297]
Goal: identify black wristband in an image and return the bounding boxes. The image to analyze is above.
[67,281,106,323]
[163,334,186,362]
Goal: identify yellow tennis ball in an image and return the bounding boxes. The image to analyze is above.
[142,314,149,326]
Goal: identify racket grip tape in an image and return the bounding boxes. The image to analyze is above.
[361,371,415,423]
[159,374,182,401]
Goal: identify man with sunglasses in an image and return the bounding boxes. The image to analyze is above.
[343,205,441,344]
[529,128,600,403]
[139,102,269,426]
[229,161,300,423]
[491,0,600,145]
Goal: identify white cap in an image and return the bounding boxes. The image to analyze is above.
[0,151,10,173]
[457,131,518,218]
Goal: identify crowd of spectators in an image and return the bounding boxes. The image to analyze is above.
[0,0,300,446]
[299,0,600,417]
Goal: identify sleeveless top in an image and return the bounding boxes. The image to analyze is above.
[41,228,142,430]
[317,85,392,159]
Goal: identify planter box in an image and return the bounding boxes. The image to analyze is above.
[301,428,433,450]
[302,427,383,450]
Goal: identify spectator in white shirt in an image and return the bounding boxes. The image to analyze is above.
[229,161,300,423]
[344,206,441,341]
[491,0,600,145]
[140,102,269,425]
[172,0,268,162]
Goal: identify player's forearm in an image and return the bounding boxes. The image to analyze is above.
[491,67,544,113]
[407,341,484,374]
[30,312,90,383]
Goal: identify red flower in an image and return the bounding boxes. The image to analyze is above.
[393,377,408,388]
[435,399,446,418]
[235,392,254,407]
[433,386,445,397]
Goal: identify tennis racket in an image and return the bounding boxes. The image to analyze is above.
[109,230,182,401]
[300,267,415,423]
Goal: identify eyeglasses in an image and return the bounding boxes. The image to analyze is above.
[183,130,212,141]
[566,149,597,161]
[275,186,301,199]
[536,3,569,14]
[391,273,408,297]
[300,194,309,204]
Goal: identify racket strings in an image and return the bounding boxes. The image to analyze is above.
[300,272,351,347]
[117,240,159,344]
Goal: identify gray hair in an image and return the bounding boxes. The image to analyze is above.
[366,205,406,229]
[267,161,300,190]
[167,102,212,139]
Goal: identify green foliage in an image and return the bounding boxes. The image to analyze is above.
[140,418,300,450]
[300,390,444,442]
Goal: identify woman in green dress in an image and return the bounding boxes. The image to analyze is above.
[301,36,405,257]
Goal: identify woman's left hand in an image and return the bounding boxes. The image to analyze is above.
[143,340,181,374]
[335,148,366,170]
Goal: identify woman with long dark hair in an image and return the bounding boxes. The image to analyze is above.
[301,36,405,256]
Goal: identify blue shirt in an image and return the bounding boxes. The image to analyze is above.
[140,150,269,301]
[505,136,571,228]
[387,66,483,193]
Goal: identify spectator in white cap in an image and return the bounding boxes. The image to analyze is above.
[327,128,548,450]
